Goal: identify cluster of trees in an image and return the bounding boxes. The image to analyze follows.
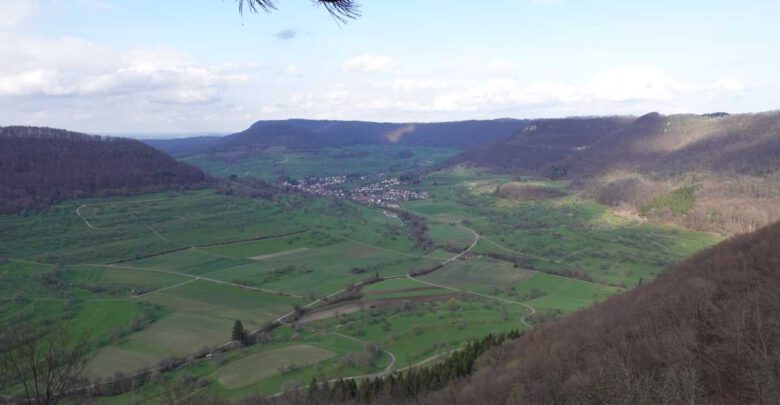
[494,183,566,201]
[591,172,780,235]
[215,176,280,200]
[453,117,631,174]
[408,263,444,277]
[394,210,434,251]
[323,284,364,305]
[0,321,92,405]
[0,126,208,214]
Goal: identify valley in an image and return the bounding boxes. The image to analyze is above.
[5,3,778,403]
[0,145,720,401]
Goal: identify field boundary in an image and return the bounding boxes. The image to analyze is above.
[108,229,311,265]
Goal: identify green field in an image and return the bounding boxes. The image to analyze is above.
[0,161,723,400]
[217,344,336,389]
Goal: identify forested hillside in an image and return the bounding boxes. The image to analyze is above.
[457,111,780,234]
[0,126,208,213]
[250,219,780,405]
[453,116,633,174]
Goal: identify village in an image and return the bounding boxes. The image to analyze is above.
[277,175,429,209]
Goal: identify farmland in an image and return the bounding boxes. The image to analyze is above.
[0,161,721,400]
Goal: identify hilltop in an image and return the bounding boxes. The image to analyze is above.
[0,126,208,214]
[143,118,529,156]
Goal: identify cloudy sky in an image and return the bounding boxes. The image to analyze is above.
[1,0,778,135]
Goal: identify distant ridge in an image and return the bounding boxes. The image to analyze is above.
[142,118,529,156]
[457,111,780,177]
[0,126,208,214]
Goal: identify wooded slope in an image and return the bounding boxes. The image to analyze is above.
[0,126,208,213]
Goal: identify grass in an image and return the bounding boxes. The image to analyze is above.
[311,297,530,369]
[420,260,535,291]
[641,186,697,216]
[199,241,425,297]
[0,190,305,264]
[140,280,302,324]
[217,344,336,389]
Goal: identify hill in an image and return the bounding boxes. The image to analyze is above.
[0,126,208,214]
[453,116,634,174]
[143,118,529,156]
[456,111,780,234]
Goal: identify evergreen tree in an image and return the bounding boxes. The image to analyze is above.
[231,320,245,343]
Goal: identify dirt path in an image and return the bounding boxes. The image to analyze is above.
[408,275,536,328]
[250,247,310,261]
[76,204,101,229]
[89,264,303,298]
[146,225,172,244]
[328,331,397,379]
[75,196,196,230]
[440,225,480,266]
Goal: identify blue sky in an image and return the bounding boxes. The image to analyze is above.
[1,0,778,134]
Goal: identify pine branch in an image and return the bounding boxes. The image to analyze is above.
[236,0,361,22]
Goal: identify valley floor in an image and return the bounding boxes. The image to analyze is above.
[0,167,720,402]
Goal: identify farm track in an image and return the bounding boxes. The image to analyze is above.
[76,263,304,299]
[408,275,536,329]
[108,229,311,265]
[146,225,172,243]
[406,225,537,328]
[75,196,207,230]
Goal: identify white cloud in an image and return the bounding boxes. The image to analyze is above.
[0,0,38,29]
[259,64,749,121]
[284,65,301,76]
[390,78,448,91]
[343,54,398,72]
[0,38,248,103]
[488,59,523,71]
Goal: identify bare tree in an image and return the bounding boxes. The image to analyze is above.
[237,0,360,22]
[0,321,92,405]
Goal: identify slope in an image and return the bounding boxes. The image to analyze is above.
[0,126,208,214]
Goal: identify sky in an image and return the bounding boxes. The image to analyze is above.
[0,0,778,135]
